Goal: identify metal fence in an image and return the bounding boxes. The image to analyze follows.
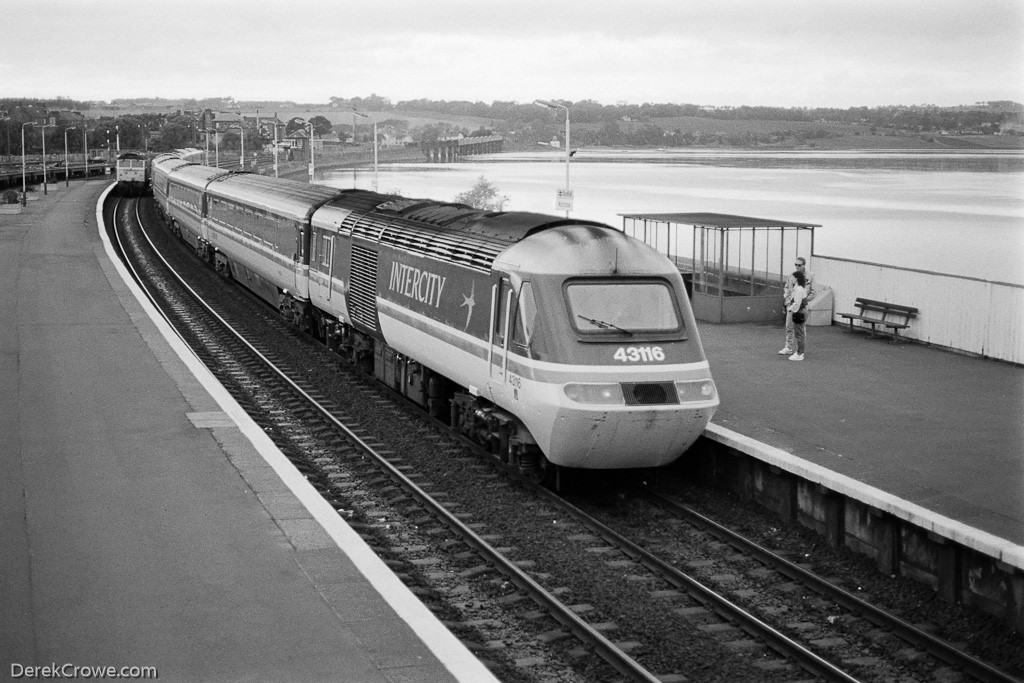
[814,255,1023,364]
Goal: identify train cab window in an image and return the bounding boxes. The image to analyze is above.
[566,280,681,334]
[494,278,512,343]
[512,282,537,347]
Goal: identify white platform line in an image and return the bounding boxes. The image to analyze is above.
[705,422,1024,569]
[96,185,499,682]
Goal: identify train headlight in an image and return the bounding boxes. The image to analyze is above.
[563,383,625,405]
[674,379,718,403]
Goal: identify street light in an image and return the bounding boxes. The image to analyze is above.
[41,124,54,195]
[308,120,316,183]
[352,109,369,188]
[64,127,76,187]
[228,125,244,170]
[372,117,379,191]
[534,99,571,216]
[272,120,280,178]
[1,115,10,164]
[21,122,32,206]
[356,111,379,191]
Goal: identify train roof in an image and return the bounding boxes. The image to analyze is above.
[494,224,677,276]
[205,173,341,221]
[316,191,610,273]
[165,164,232,190]
[117,152,147,160]
[151,157,192,175]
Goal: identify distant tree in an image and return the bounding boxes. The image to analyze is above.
[114,117,146,149]
[454,176,508,211]
[221,131,240,150]
[159,123,191,149]
[309,115,333,136]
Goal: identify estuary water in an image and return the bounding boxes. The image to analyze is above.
[322,149,1024,285]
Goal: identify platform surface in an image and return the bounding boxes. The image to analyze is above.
[698,317,1023,552]
[0,182,496,682]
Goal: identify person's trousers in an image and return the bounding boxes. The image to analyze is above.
[794,321,806,354]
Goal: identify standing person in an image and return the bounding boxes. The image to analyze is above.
[779,257,815,355]
[788,270,809,361]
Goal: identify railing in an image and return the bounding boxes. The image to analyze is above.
[813,255,1024,364]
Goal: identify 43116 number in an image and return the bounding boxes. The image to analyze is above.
[613,346,666,363]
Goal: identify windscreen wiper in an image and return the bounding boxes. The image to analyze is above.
[578,314,633,335]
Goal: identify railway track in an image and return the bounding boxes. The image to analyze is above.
[109,195,1021,683]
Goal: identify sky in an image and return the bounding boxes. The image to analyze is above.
[3,0,1023,109]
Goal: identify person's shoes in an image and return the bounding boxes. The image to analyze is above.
[778,347,793,355]
[788,353,804,361]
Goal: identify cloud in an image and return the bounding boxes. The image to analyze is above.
[2,0,1022,106]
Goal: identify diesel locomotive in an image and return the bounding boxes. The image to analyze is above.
[114,152,149,196]
[150,150,718,482]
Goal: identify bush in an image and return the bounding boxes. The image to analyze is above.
[1,189,20,205]
[453,176,508,211]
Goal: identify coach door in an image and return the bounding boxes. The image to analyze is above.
[323,235,334,300]
[488,277,514,390]
[293,224,304,293]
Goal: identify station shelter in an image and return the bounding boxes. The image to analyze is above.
[619,212,823,324]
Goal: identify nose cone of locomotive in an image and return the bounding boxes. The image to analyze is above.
[545,397,717,469]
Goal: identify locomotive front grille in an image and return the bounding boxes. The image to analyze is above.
[621,382,678,406]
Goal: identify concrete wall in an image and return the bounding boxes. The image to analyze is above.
[696,430,1024,629]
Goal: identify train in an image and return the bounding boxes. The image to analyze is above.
[149,149,718,482]
[117,148,202,196]
[114,152,149,196]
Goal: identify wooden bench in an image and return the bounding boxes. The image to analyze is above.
[837,298,918,342]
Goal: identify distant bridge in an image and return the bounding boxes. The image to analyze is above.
[421,135,503,162]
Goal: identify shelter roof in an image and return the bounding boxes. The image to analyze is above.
[619,212,820,229]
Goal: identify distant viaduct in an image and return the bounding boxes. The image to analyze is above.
[420,135,503,162]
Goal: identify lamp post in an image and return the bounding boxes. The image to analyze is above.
[372,117,379,191]
[83,128,88,179]
[229,125,244,170]
[352,109,369,188]
[204,129,211,166]
[41,124,54,195]
[64,126,76,187]
[308,120,315,183]
[115,124,121,155]
[273,121,279,178]
[1,115,10,164]
[534,99,571,216]
[21,122,32,206]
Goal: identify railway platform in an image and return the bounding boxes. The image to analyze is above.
[0,181,497,682]
[698,320,1022,549]
[696,317,1023,624]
